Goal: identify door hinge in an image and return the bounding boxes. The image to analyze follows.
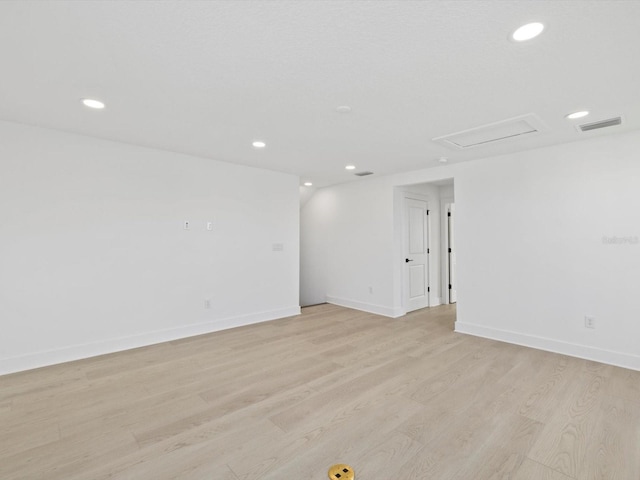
[426,210,430,215]
[448,211,451,217]
[448,247,452,253]
[427,248,430,254]
[449,284,452,289]
[428,287,430,293]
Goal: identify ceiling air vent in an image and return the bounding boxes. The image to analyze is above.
[432,114,548,150]
[578,117,622,132]
[354,171,374,176]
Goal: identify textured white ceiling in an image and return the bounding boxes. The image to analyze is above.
[1,1,639,187]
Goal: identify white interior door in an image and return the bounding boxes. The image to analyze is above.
[404,197,430,312]
[448,203,457,303]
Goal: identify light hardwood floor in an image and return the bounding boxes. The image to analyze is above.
[1,304,639,479]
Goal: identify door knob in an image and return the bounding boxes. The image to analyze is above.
[405,258,413,263]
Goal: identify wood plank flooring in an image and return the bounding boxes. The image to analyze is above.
[1,304,639,479]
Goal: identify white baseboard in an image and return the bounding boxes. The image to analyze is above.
[326,296,404,318]
[0,306,301,376]
[455,321,640,372]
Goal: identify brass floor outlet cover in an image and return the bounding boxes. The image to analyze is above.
[328,464,355,480]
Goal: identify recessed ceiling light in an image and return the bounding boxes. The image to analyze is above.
[304,182,313,186]
[566,110,590,120]
[252,141,266,148]
[336,106,352,114]
[345,165,356,170]
[511,22,545,42]
[438,157,448,163]
[82,98,105,109]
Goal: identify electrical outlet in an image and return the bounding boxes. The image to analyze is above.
[584,316,595,329]
[183,221,190,230]
[206,222,213,231]
[204,300,211,309]
[368,286,373,294]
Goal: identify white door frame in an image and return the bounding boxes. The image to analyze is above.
[402,193,430,313]
[443,202,456,304]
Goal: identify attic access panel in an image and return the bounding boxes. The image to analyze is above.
[432,114,548,150]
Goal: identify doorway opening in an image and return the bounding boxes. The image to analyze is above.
[397,179,455,314]
[403,194,431,312]
[445,202,457,304]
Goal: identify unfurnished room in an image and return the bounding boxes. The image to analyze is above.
[1,1,639,479]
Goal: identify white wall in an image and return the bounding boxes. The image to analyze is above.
[0,121,300,375]
[300,176,400,315]
[301,130,640,370]
[453,132,640,370]
[299,187,329,307]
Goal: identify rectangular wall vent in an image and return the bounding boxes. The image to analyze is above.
[432,114,548,150]
[354,171,374,176]
[578,117,622,132]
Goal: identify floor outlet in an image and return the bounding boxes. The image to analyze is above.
[585,316,595,329]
